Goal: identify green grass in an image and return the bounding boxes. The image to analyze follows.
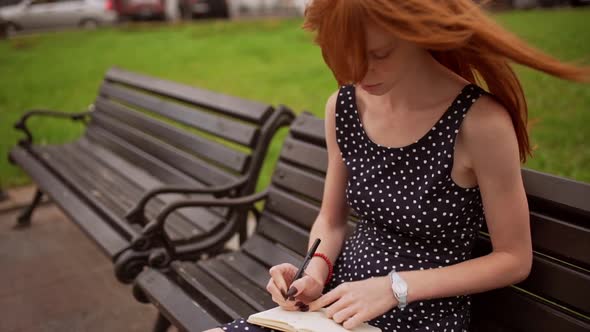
[0,8,589,192]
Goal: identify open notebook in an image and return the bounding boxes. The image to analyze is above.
[247,307,382,332]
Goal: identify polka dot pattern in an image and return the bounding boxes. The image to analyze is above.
[220,84,487,332]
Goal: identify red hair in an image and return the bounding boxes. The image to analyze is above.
[303,0,590,162]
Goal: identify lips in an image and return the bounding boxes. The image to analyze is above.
[361,83,382,90]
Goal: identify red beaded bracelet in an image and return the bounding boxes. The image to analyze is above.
[312,253,333,286]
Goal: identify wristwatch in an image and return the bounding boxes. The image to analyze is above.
[389,268,408,309]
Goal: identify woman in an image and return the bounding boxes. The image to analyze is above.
[208,1,589,331]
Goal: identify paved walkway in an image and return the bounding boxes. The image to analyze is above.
[0,186,159,332]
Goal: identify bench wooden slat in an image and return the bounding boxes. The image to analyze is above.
[173,262,255,321]
[86,125,194,185]
[85,126,230,233]
[41,142,211,243]
[474,234,590,317]
[529,211,590,268]
[280,136,328,174]
[257,212,310,257]
[199,259,275,311]
[99,82,260,147]
[79,133,228,242]
[9,147,129,259]
[49,144,140,214]
[84,127,229,216]
[241,234,302,268]
[135,268,221,332]
[479,170,590,272]
[471,287,590,332]
[44,143,192,242]
[58,143,210,242]
[220,252,271,290]
[45,143,202,241]
[62,142,175,224]
[523,168,590,216]
[479,207,590,269]
[289,112,326,147]
[91,112,238,186]
[78,135,229,219]
[272,161,325,202]
[95,97,250,173]
[258,211,356,259]
[265,187,319,231]
[32,145,137,239]
[105,67,273,124]
[51,143,202,239]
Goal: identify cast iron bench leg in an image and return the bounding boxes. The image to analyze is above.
[16,188,44,227]
[153,313,171,332]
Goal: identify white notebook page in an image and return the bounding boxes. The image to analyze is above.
[247,307,382,332]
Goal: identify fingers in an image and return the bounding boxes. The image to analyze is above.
[324,295,351,319]
[266,278,297,310]
[287,275,318,300]
[269,263,295,296]
[342,313,367,330]
[308,285,344,312]
[331,305,357,325]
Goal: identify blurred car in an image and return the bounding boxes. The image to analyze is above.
[570,0,590,5]
[0,0,117,33]
[112,0,165,20]
[179,0,228,19]
[0,16,7,37]
[512,0,589,7]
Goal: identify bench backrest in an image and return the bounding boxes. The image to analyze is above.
[243,113,590,331]
[86,67,292,196]
[470,170,590,331]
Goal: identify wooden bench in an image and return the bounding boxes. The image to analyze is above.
[133,112,590,332]
[8,67,294,283]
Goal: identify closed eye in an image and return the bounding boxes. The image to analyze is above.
[371,47,394,60]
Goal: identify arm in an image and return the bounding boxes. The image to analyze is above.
[131,189,269,252]
[304,91,352,285]
[125,177,248,224]
[309,96,533,329]
[265,91,352,308]
[399,96,532,303]
[14,108,93,145]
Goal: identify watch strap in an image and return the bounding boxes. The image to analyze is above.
[389,270,408,309]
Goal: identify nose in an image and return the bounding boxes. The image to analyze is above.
[361,61,376,84]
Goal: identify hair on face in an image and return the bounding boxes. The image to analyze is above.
[303,0,590,162]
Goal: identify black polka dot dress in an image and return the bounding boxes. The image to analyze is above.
[219,84,487,332]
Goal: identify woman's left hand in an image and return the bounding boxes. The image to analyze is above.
[308,276,398,329]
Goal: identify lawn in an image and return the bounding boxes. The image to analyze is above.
[0,8,589,191]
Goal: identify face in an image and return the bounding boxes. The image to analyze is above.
[359,23,414,96]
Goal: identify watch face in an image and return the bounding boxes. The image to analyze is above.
[393,283,406,294]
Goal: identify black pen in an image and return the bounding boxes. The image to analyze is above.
[286,238,321,299]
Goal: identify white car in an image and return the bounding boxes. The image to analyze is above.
[0,0,117,34]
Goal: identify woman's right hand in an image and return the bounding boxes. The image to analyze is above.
[266,263,325,311]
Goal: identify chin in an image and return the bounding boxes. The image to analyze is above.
[360,83,390,96]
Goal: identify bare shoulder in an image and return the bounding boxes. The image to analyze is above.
[325,89,340,120]
[461,93,516,144]
[459,93,521,183]
[324,89,341,135]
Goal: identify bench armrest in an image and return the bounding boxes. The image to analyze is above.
[125,177,248,224]
[132,189,269,252]
[14,108,94,145]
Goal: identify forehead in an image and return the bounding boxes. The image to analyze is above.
[365,23,395,50]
